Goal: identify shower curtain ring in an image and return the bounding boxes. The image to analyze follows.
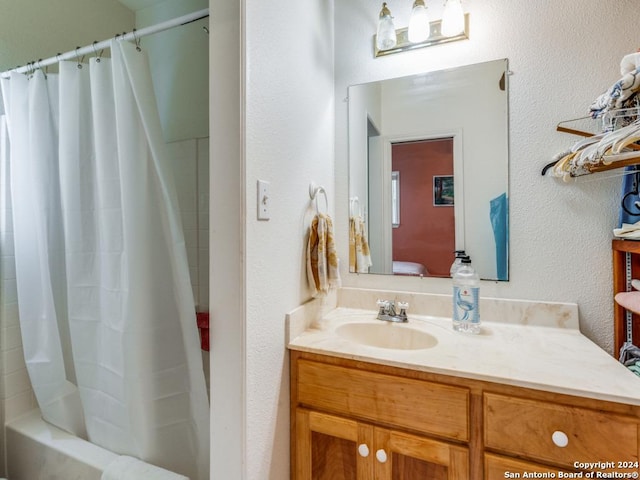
[132,29,142,52]
[37,59,47,78]
[75,47,85,69]
[92,41,103,63]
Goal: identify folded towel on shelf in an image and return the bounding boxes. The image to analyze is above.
[307,213,341,297]
[349,215,372,273]
[101,455,189,480]
[615,290,640,315]
[613,221,640,239]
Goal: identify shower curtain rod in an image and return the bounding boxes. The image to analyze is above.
[0,8,209,78]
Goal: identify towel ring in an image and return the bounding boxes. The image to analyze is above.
[309,183,328,214]
[349,196,360,217]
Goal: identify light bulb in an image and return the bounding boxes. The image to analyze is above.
[376,3,397,51]
[441,0,465,37]
[408,0,430,43]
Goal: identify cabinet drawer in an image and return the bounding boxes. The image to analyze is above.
[485,453,576,479]
[296,359,469,441]
[484,392,639,468]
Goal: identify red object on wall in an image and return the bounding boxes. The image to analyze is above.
[196,312,210,351]
[392,138,455,276]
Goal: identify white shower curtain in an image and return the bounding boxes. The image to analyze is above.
[0,40,209,480]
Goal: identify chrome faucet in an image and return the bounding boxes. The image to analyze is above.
[376,299,409,323]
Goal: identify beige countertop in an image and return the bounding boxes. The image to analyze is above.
[287,289,640,406]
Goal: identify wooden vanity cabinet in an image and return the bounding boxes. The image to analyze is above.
[291,351,473,479]
[291,351,640,479]
[295,409,469,479]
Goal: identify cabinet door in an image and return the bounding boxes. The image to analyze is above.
[374,428,469,480]
[295,409,374,480]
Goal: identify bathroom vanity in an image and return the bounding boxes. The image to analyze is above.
[287,289,640,479]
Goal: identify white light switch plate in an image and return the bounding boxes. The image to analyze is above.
[257,180,270,220]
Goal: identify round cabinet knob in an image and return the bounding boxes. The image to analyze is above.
[357,444,370,457]
[552,430,569,448]
[375,449,388,463]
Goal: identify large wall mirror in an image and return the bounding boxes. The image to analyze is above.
[348,58,509,281]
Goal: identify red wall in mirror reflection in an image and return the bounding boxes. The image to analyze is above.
[392,138,455,277]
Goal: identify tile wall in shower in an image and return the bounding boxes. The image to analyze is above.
[168,137,210,393]
[0,118,38,477]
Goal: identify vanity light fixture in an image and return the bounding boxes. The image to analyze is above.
[376,3,397,52]
[441,0,465,37]
[374,1,469,58]
[408,0,430,43]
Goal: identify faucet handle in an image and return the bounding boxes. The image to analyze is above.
[376,299,391,315]
[376,299,389,308]
[396,301,409,321]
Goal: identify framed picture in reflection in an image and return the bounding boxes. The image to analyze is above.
[433,175,454,206]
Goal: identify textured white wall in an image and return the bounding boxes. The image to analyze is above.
[336,0,639,353]
[243,0,335,476]
[210,0,335,477]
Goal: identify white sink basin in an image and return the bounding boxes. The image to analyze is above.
[335,322,438,350]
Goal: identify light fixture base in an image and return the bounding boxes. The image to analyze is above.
[373,13,469,58]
